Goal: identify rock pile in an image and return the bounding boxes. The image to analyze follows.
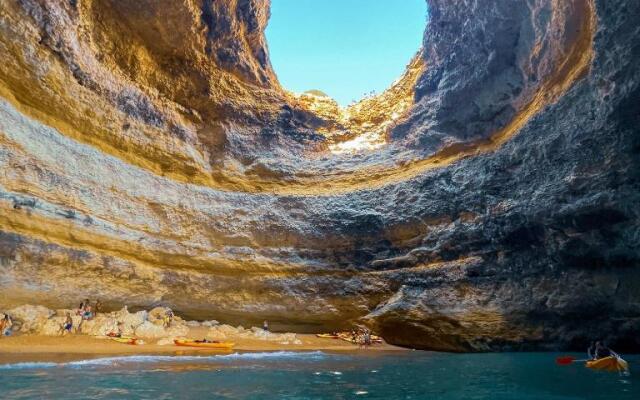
[1,304,302,345]
[3,304,188,339]
[205,325,302,345]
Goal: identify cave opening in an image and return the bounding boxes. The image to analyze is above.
[265,0,428,107]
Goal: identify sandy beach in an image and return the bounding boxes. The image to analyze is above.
[0,327,405,364]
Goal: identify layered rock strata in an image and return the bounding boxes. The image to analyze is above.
[0,0,639,351]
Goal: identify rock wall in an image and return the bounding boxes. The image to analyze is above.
[0,0,638,351]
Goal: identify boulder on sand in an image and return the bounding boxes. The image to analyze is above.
[78,314,119,336]
[134,321,167,338]
[40,316,75,336]
[165,324,189,337]
[148,307,172,326]
[8,305,54,333]
[156,337,177,346]
[115,308,148,336]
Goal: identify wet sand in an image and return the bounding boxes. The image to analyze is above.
[0,329,405,364]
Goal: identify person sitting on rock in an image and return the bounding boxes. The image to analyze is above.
[0,314,13,337]
[94,299,102,314]
[77,299,90,316]
[61,313,73,336]
[82,304,94,320]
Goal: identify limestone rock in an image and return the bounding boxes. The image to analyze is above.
[148,307,172,326]
[165,324,189,338]
[78,314,119,337]
[156,337,178,346]
[40,317,68,336]
[8,305,54,333]
[0,0,638,352]
[134,321,167,339]
[112,308,147,336]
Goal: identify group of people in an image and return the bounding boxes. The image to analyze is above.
[350,327,373,347]
[588,341,618,360]
[0,314,13,337]
[76,299,101,321]
[59,299,103,336]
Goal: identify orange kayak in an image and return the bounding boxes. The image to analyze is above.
[173,339,234,349]
[586,356,629,372]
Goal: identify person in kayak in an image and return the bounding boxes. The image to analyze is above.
[587,341,597,360]
[594,341,612,359]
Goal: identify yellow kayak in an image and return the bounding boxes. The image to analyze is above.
[110,336,140,345]
[174,339,235,349]
[586,356,629,372]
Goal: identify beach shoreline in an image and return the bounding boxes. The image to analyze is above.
[0,331,406,365]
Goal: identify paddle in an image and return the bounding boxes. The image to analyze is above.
[556,356,590,365]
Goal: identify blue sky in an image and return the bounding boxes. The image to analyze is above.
[265,0,427,106]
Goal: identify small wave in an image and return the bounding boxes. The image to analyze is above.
[0,351,328,370]
[0,362,57,370]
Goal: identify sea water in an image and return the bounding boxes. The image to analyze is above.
[0,351,637,399]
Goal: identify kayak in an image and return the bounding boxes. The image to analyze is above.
[110,336,140,345]
[173,339,234,349]
[316,333,340,339]
[586,356,629,372]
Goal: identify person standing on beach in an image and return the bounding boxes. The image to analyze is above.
[263,320,269,332]
[363,329,372,348]
[61,313,73,336]
[163,309,174,328]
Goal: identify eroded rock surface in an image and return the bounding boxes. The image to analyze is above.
[0,0,639,351]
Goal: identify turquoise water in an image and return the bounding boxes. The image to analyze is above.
[0,351,637,399]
